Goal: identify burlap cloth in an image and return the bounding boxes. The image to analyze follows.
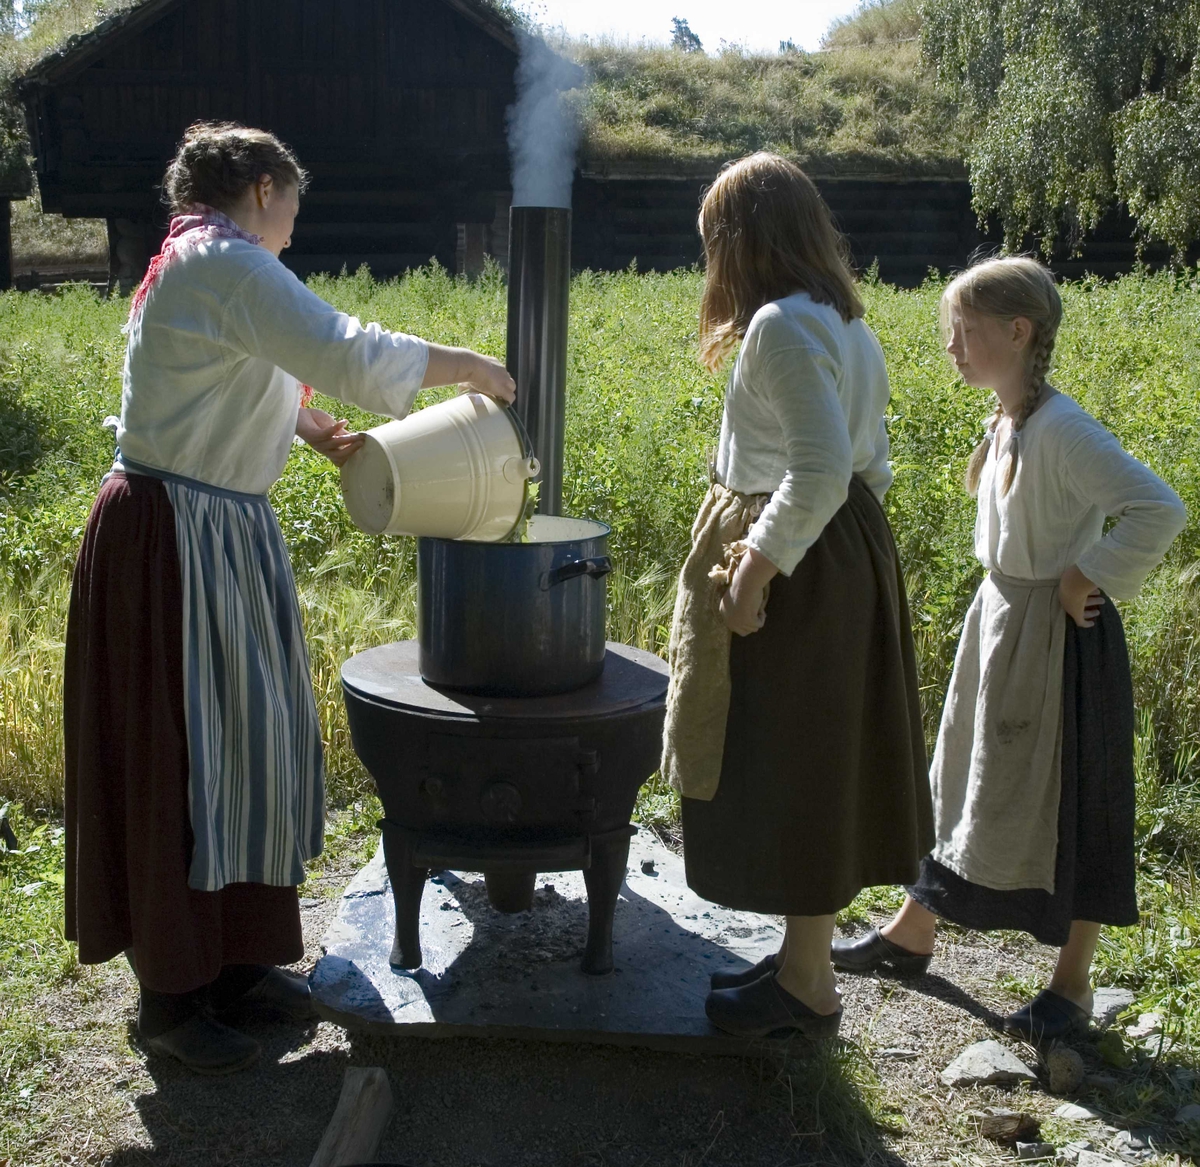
[660,481,770,801]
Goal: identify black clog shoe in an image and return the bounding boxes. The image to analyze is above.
[143,1012,261,1075]
[830,927,933,977]
[1003,989,1091,1043]
[710,952,780,991]
[706,973,843,1040]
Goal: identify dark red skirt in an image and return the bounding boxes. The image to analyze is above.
[63,472,303,994]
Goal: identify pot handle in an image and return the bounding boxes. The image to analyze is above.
[540,556,613,591]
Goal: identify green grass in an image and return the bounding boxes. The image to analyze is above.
[569,38,967,175]
[0,803,76,1154]
[2,264,1200,1070]
[8,181,108,270]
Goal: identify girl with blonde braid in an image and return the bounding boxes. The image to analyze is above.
[831,256,1186,1041]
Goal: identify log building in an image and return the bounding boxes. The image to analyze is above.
[18,0,527,289]
[12,0,1190,290]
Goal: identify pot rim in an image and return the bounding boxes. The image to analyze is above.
[420,515,612,548]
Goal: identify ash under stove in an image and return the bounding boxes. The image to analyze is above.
[341,640,668,975]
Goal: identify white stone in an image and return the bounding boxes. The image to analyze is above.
[940,1040,1038,1088]
[1123,1012,1162,1040]
[1091,987,1136,1028]
[1016,1141,1056,1160]
[1110,1129,1158,1155]
[1077,1154,1122,1167]
[342,838,388,898]
[310,828,789,1051]
[1176,1103,1200,1124]
[1055,1103,1105,1121]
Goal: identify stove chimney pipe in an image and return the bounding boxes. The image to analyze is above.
[505,207,570,516]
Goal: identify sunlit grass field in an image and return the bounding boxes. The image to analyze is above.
[3,264,1200,1081]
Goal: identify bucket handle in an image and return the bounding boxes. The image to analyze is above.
[539,556,613,591]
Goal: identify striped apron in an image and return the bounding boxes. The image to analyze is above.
[119,458,325,892]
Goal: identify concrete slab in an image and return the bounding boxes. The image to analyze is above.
[311,827,784,1053]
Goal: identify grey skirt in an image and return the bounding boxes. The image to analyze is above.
[908,597,1138,947]
[681,476,935,916]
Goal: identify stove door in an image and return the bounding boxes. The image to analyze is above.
[421,734,599,831]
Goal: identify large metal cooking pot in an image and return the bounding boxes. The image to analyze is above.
[417,516,612,697]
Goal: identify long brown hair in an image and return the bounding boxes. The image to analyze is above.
[698,152,863,371]
[945,256,1063,496]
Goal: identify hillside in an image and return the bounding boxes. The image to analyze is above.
[570,38,965,177]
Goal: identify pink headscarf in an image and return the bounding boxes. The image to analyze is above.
[126,204,314,406]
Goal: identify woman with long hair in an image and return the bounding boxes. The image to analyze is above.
[661,152,933,1038]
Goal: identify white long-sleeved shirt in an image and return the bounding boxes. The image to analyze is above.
[977,391,1186,599]
[714,292,893,575]
[116,238,429,494]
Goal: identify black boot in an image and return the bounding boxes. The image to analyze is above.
[830,927,933,977]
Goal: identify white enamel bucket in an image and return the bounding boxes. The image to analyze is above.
[340,393,540,542]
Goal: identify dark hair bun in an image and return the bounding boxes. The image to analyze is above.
[163,121,309,214]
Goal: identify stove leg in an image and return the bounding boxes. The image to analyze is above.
[380,822,428,970]
[484,870,537,913]
[581,831,632,975]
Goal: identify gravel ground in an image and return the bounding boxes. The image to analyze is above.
[11,845,1195,1167]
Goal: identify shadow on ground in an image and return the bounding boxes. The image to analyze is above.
[101,1016,908,1167]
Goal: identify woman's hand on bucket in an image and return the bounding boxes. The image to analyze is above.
[297,407,366,467]
[720,547,777,636]
[422,345,516,404]
[1059,564,1104,628]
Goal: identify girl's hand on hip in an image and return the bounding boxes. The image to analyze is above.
[1059,564,1104,628]
[720,546,778,636]
[297,407,366,468]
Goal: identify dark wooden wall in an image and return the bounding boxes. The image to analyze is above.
[572,174,1196,286]
[24,0,517,285]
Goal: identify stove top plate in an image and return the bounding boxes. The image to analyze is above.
[341,640,668,720]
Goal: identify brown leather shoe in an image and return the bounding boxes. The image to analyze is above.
[143,1013,261,1075]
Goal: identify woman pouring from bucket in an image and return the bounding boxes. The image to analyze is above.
[832,256,1185,1041]
[662,152,934,1039]
[63,120,514,1074]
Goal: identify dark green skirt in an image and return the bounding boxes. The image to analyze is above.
[681,475,934,916]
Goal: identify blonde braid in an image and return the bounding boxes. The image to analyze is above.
[945,255,1063,498]
[999,324,1057,495]
[964,403,1003,496]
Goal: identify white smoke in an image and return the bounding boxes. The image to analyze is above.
[507,32,581,209]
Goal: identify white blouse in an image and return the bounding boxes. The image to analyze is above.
[976,391,1186,599]
[116,238,429,495]
[714,292,893,575]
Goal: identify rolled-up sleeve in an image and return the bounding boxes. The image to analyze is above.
[1063,425,1187,599]
[223,258,429,419]
[744,345,853,576]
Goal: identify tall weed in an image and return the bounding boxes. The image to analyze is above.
[1,266,1199,832]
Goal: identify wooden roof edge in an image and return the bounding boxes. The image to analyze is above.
[439,0,520,55]
[15,0,583,94]
[17,0,181,92]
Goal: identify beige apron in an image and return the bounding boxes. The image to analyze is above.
[660,481,769,801]
[930,570,1067,893]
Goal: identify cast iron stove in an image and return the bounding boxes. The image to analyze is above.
[341,640,668,974]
